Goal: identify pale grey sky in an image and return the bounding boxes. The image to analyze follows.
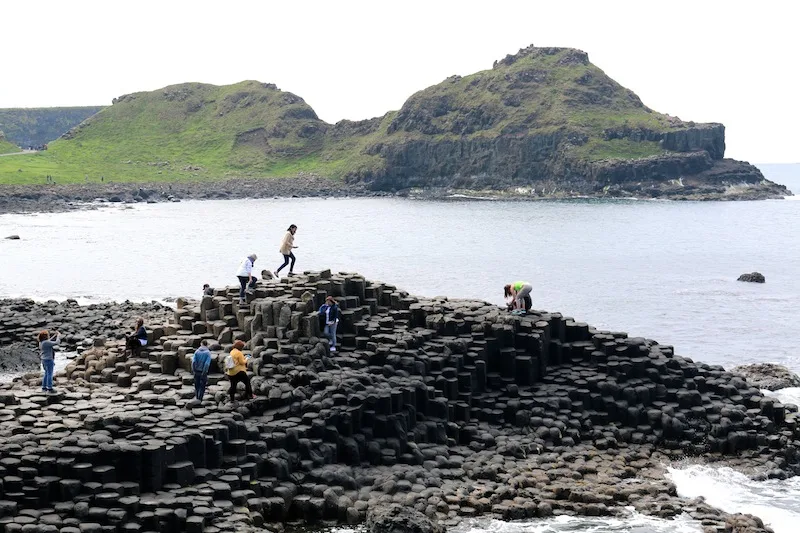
[2,0,797,163]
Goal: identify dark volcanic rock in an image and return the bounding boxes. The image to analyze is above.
[367,505,444,533]
[0,342,40,373]
[4,234,20,239]
[738,272,766,283]
[731,363,800,390]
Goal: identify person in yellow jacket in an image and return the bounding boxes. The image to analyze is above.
[275,224,298,277]
[226,340,254,402]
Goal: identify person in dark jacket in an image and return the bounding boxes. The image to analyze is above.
[126,318,148,357]
[318,296,340,352]
[191,340,212,401]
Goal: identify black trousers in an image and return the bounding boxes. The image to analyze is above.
[276,252,296,274]
[228,371,252,401]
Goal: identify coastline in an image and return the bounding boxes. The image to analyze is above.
[0,272,793,533]
[0,175,792,215]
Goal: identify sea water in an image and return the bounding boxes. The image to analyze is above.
[1,164,798,532]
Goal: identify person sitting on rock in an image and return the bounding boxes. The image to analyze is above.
[191,340,212,401]
[275,224,298,277]
[226,340,254,402]
[318,296,340,352]
[126,317,148,357]
[203,283,214,297]
[38,329,60,393]
[236,254,258,304]
[504,281,533,312]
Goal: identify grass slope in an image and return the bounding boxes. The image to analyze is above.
[0,106,105,148]
[0,47,693,185]
[0,135,21,155]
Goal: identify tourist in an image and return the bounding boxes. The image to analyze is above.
[275,224,298,277]
[318,296,340,352]
[504,281,533,312]
[126,318,148,356]
[191,340,212,401]
[38,329,60,392]
[226,340,254,402]
[236,254,258,304]
[203,283,214,296]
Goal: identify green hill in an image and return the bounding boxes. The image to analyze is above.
[0,106,104,149]
[0,46,785,199]
[0,131,20,155]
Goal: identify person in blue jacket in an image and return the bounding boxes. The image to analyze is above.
[318,296,340,352]
[192,340,212,401]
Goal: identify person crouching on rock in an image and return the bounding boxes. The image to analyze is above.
[504,281,533,312]
[203,283,214,297]
[275,224,298,277]
[126,318,148,357]
[318,296,340,352]
[38,329,60,393]
[226,340,254,402]
[192,340,212,401]
[236,254,258,304]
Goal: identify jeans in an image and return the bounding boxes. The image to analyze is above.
[228,371,253,401]
[324,322,338,349]
[194,371,208,401]
[276,252,296,274]
[42,359,54,390]
[237,276,257,300]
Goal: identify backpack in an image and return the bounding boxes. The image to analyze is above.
[224,354,236,371]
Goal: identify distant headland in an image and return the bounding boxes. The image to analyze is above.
[0,46,790,208]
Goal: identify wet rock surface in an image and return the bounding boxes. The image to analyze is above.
[738,272,766,283]
[0,342,41,374]
[368,504,444,533]
[0,271,792,532]
[732,363,800,391]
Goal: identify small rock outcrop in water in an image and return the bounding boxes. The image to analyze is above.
[738,272,765,283]
[367,505,444,533]
[731,363,800,390]
[4,234,20,240]
[0,270,795,533]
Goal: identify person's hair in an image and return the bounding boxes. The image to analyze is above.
[233,340,245,350]
[38,330,49,342]
[203,284,210,289]
[503,284,512,298]
[326,296,337,304]
[135,317,144,328]
[288,224,297,231]
[201,340,208,347]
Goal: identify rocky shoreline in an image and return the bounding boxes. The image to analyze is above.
[0,271,794,533]
[0,172,791,214]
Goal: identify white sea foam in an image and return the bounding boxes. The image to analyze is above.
[668,465,800,533]
[453,510,700,533]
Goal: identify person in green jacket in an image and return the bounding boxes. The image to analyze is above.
[504,281,533,312]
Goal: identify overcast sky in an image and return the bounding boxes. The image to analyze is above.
[2,1,797,163]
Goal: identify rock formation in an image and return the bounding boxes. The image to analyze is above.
[738,272,766,283]
[0,271,795,533]
[731,363,800,391]
[0,47,790,201]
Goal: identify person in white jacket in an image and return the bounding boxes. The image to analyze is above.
[236,253,258,304]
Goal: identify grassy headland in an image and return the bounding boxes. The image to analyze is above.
[0,47,725,187]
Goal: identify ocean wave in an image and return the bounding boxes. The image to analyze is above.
[668,465,800,533]
[452,510,700,533]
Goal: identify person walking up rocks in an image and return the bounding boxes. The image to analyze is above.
[38,329,60,392]
[192,340,212,401]
[236,254,258,304]
[318,296,340,352]
[225,340,254,402]
[275,224,298,277]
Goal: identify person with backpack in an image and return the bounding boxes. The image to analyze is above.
[225,340,254,402]
[275,224,298,277]
[236,254,258,304]
[192,340,212,401]
[318,296,340,352]
[38,329,60,392]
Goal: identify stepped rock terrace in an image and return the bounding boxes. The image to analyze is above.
[0,270,794,533]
